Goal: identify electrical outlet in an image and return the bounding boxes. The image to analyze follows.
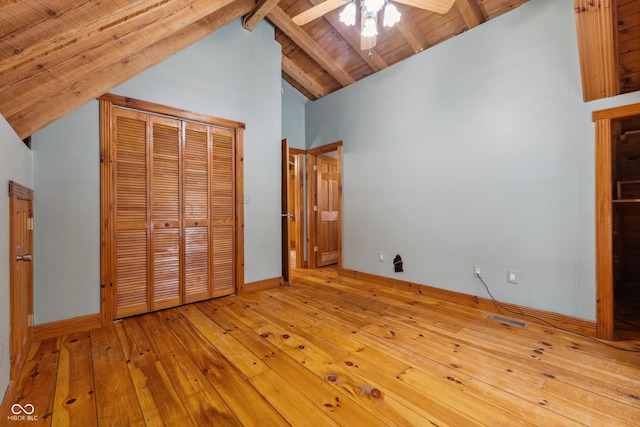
[507,269,518,284]
[379,252,385,262]
[473,265,482,278]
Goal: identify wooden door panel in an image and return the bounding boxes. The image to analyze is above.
[115,113,148,223]
[116,228,148,318]
[152,227,180,309]
[184,227,209,303]
[317,156,339,267]
[213,225,234,296]
[184,125,209,219]
[10,191,33,381]
[151,118,180,220]
[212,128,235,296]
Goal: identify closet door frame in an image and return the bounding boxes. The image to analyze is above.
[99,93,245,324]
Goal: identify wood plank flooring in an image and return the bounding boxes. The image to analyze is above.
[4,267,640,426]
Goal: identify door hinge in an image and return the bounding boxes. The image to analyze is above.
[27,218,34,231]
[313,165,317,171]
[313,205,318,212]
[28,314,34,327]
[314,246,318,252]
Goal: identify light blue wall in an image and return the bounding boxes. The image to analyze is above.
[305,0,640,320]
[32,19,282,324]
[282,79,308,149]
[33,103,100,324]
[0,115,33,403]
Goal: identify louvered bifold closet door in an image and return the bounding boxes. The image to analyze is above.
[150,116,182,310]
[211,127,235,297]
[114,108,150,318]
[111,105,237,319]
[184,122,211,303]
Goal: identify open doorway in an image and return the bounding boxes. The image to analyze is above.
[594,102,640,341]
[281,140,305,283]
[612,115,640,340]
[306,142,343,270]
[282,141,343,280]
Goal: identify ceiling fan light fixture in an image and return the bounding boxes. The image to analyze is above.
[362,13,378,37]
[383,3,401,27]
[339,2,356,26]
[363,0,385,13]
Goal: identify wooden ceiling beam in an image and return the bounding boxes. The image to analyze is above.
[242,0,282,31]
[292,0,345,26]
[6,0,253,139]
[396,5,429,53]
[267,6,355,87]
[574,0,619,101]
[305,0,388,72]
[0,0,168,73]
[1,0,239,121]
[456,0,485,29]
[281,53,328,99]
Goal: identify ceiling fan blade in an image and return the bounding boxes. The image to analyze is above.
[391,0,455,14]
[292,0,347,26]
[360,11,377,50]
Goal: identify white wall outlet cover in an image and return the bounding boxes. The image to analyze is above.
[473,265,482,277]
[379,252,385,262]
[507,269,518,284]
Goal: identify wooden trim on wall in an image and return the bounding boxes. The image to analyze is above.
[33,313,103,342]
[234,127,245,293]
[592,102,640,121]
[336,145,343,271]
[100,99,115,326]
[237,277,284,295]
[8,181,34,201]
[595,117,614,341]
[99,93,246,130]
[306,141,342,156]
[340,268,597,337]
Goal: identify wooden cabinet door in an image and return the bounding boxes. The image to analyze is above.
[316,155,339,267]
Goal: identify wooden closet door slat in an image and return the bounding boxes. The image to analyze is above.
[151,118,181,221]
[151,117,181,309]
[185,227,209,302]
[211,128,235,296]
[153,227,180,309]
[184,123,211,302]
[115,112,148,223]
[116,229,148,318]
[114,109,149,317]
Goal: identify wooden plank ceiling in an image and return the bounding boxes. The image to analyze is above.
[0,0,638,140]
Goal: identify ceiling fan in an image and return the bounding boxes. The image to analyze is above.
[292,0,456,50]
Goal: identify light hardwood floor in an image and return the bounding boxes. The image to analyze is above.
[4,267,640,426]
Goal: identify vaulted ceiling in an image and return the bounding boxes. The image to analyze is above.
[0,0,638,140]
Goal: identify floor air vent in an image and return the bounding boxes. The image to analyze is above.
[490,315,528,328]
